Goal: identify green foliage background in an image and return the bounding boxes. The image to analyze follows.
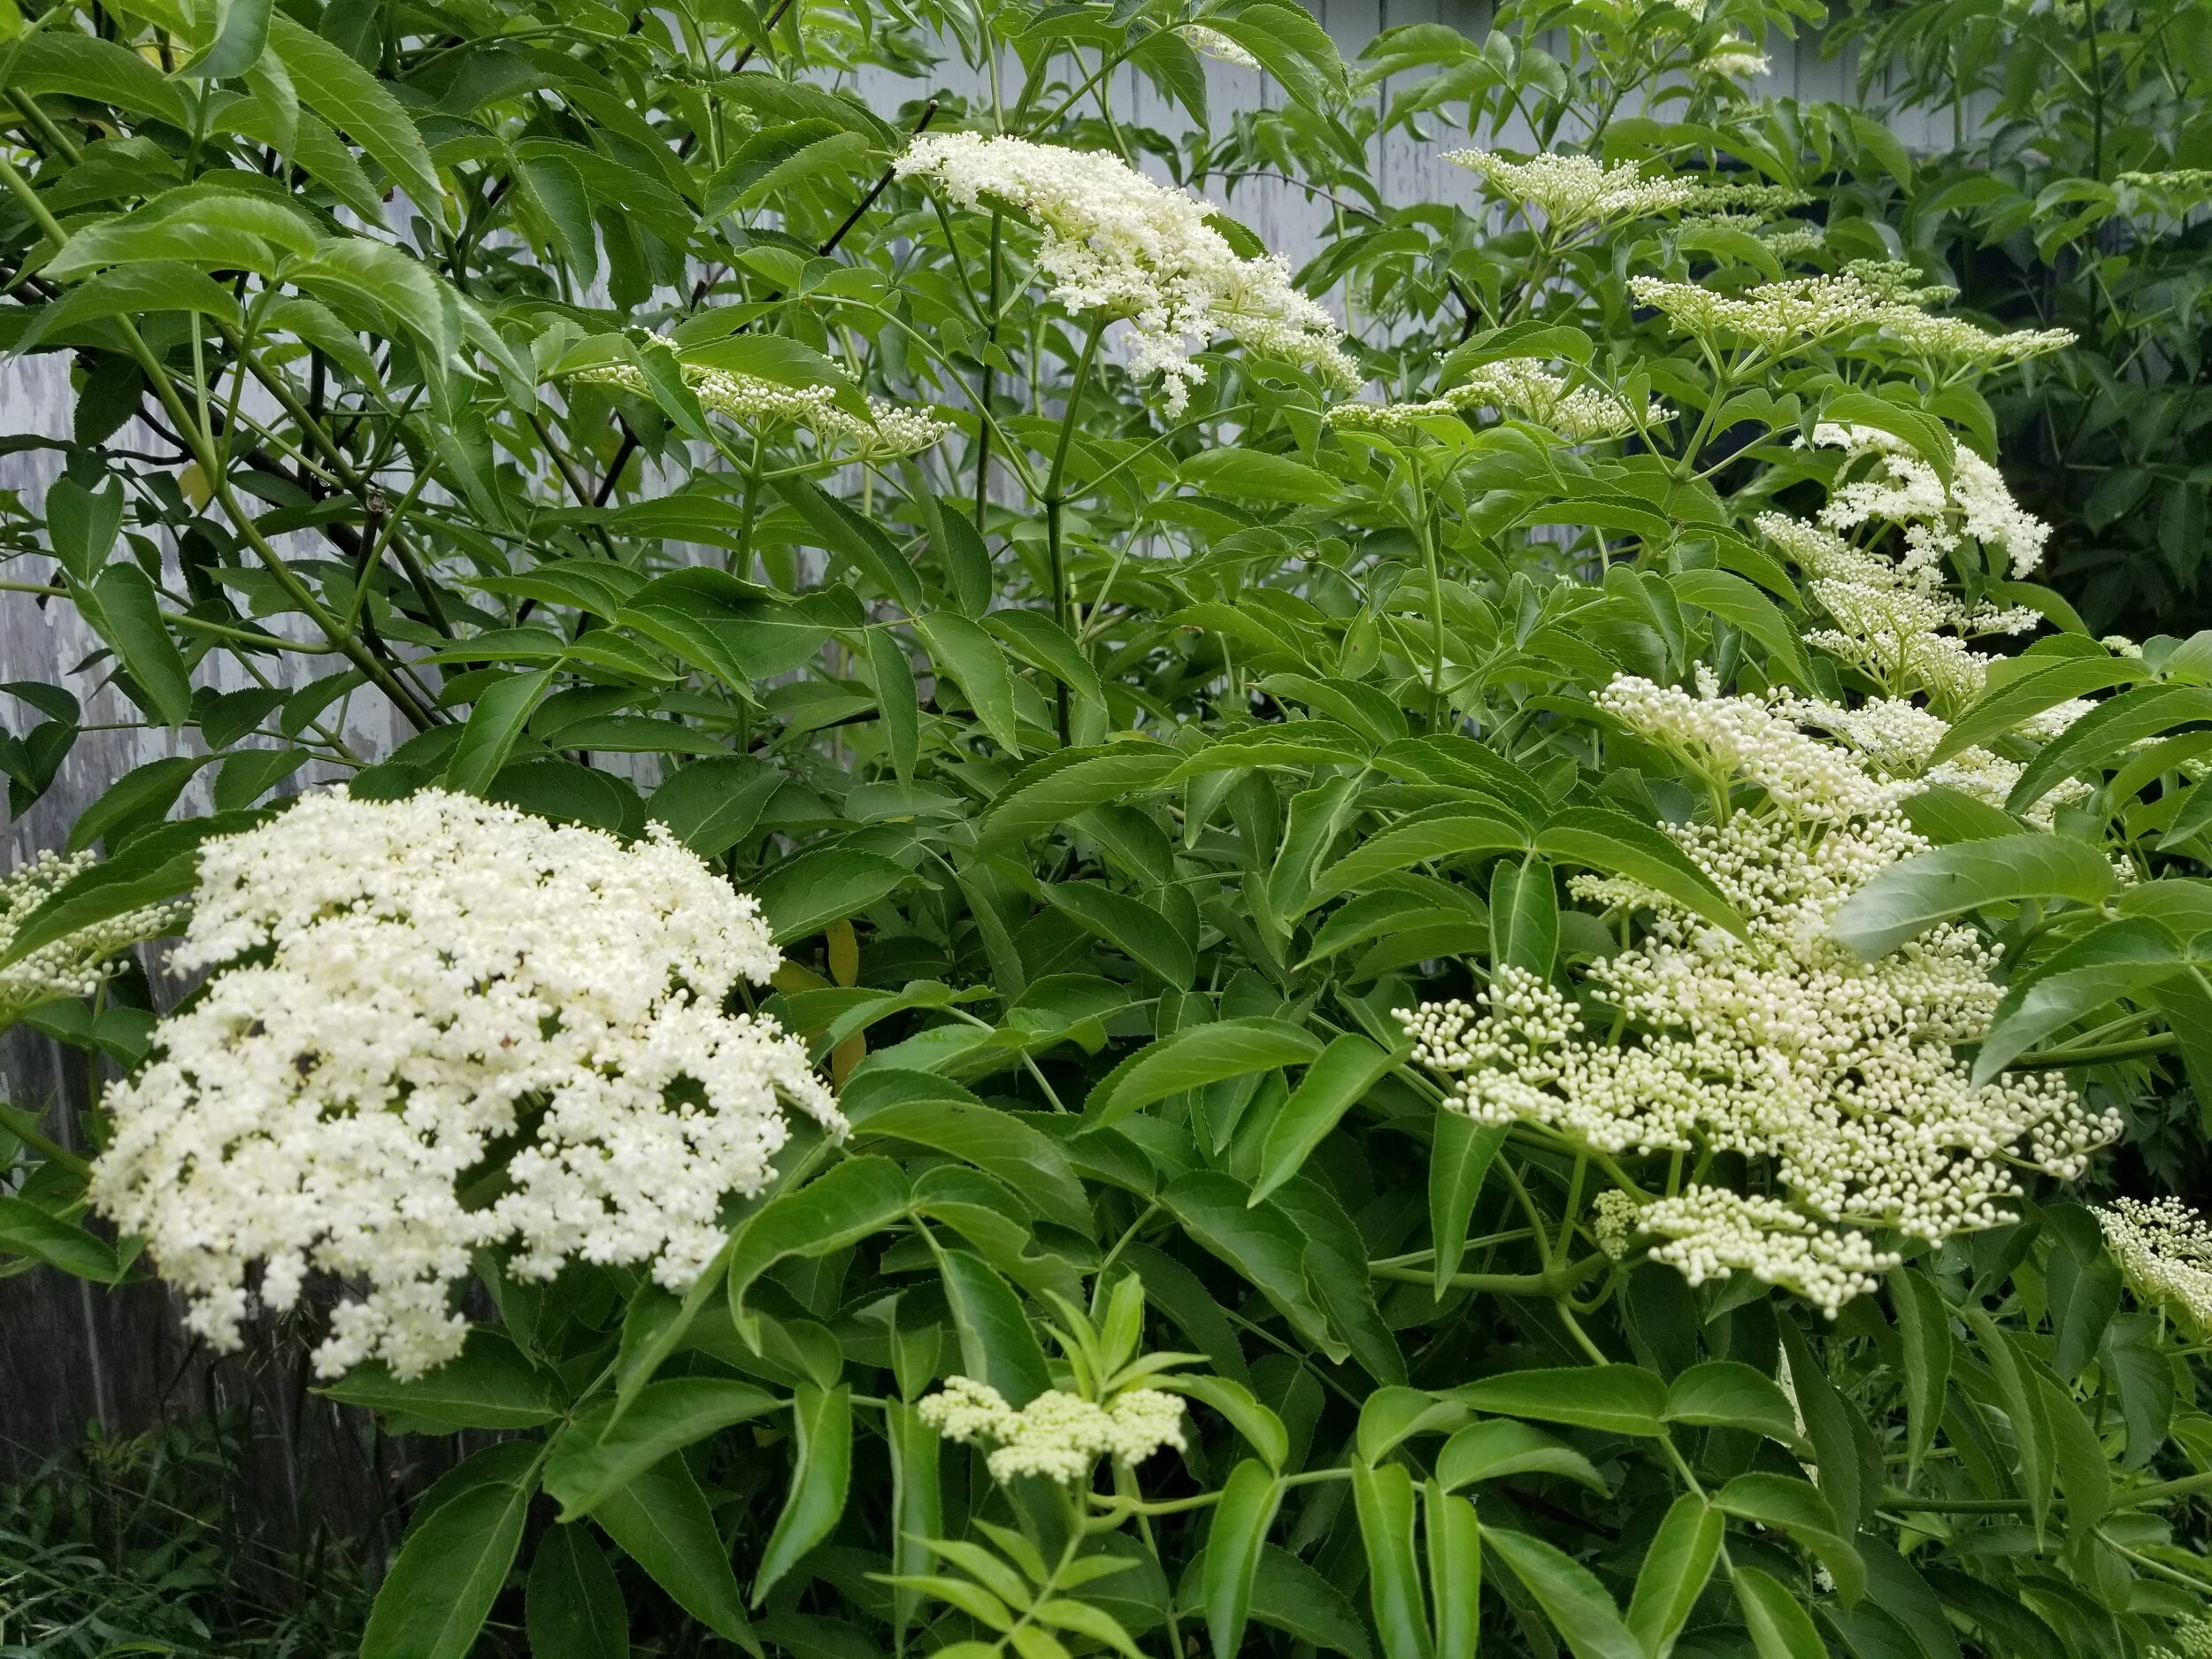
[4,0,2212,1656]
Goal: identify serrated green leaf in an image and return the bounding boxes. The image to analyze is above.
[360,1444,534,1659]
[1626,1495,1722,1659]
[755,1384,853,1601]
[1831,834,2115,958]
[1351,1462,1432,1659]
[1205,1461,1283,1659]
[1486,1528,1642,1659]
[1249,1033,1396,1205]
[1444,1366,1666,1437]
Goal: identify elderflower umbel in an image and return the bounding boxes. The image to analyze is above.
[896,133,1357,419]
[1878,313,2076,366]
[1777,691,2092,828]
[1629,272,1899,353]
[1840,260,1960,307]
[1181,23,1259,67]
[1399,677,2116,1317]
[1761,224,1827,259]
[2098,1197,2212,1330]
[2116,170,2212,211]
[577,354,951,459]
[0,851,180,1029]
[1755,503,2037,708]
[918,1375,1187,1484]
[89,790,842,1380]
[1695,36,1770,78]
[1326,358,1666,443]
[1636,260,2064,371]
[1449,152,1808,237]
[1812,422,2051,577]
[1591,1189,1641,1260]
[1448,151,1708,229]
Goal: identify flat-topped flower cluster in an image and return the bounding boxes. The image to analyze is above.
[0,850,180,1029]
[577,350,952,458]
[1401,676,2118,1316]
[918,1374,1187,1484]
[1447,150,1805,233]
[1631,269,2072,367]
[90,790,841,1379]
[1755,421,2069,712]
[2099,1196,2212,1331]
[1326,357,1668,443]
[896,132,1359,418]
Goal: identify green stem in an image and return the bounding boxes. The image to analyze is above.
[215,326,454,637]
[1371,1227,1535,1269]
[1553,1154,1587,1271]
[0,1102,90,1176]
[1409,462,1448,731]
[2007,1030,2178,1069]
[1371,1256,1606,1295]
[1087,1463,1356,1520]
[1041,316,1108,748]
[974,209,1002,529]
[2113,1466,2212,1509]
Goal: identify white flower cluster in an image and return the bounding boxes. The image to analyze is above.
[1813,422,2051,578]
[918,1375,1187,1484]
[1450,151,1708,227]
[1181,23,1259,67]
[1326,358,1665,443]
[1630,272,1899,350]
[1777,692,2050,823]
[1879,313,2076,365]
[1448,152,1805,234]
[1681,212,1824,261]
[1760,224,1826,259]
[2118,168,2212,191]
[2098,1197,2212,1331]
[1599,670,1919,819]
[1460,358,1671,441]
[1841,259,1959,307]
[2116,169,2212,210]
[1696,37,1770,78]
[1755,503,2037,708]
[89,790,841,1380]
[896,133,1358,418]
[577,357,951,458]
[1633,267,2069,371]
[1399,678,2117,1316]
[0,850,180,1029]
